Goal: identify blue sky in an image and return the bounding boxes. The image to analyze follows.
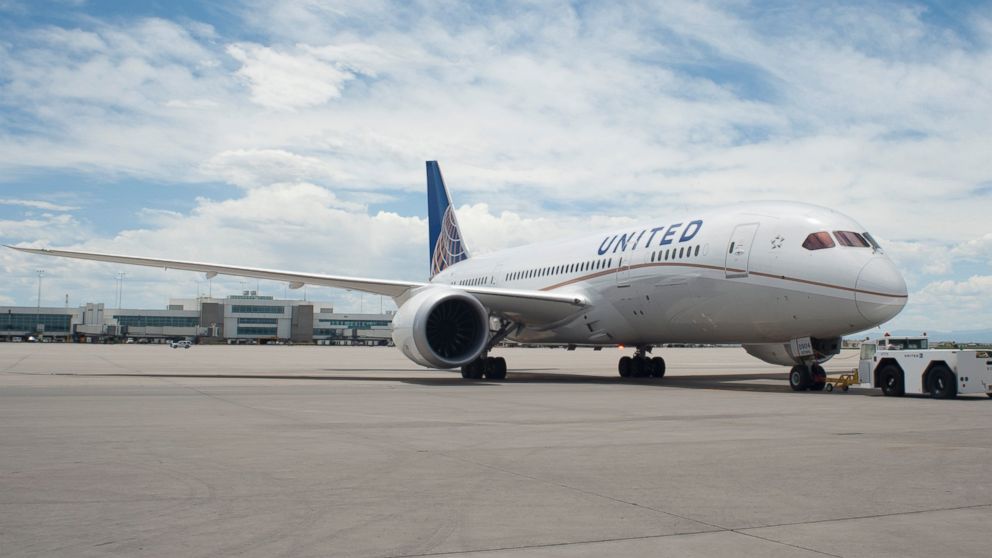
[1,0,991,332]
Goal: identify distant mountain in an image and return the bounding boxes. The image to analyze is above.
[849,329,992,343]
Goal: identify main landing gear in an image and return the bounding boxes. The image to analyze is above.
[789,362,827,391]
[461,357,507,380]
[460,318,515,381]
[618,346,666,379]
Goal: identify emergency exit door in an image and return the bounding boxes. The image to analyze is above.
[725,223,759,278]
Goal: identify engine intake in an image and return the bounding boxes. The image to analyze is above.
[391,288,489,368]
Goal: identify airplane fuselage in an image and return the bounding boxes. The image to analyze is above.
[431,201,907,346]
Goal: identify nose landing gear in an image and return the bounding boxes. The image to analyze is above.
[618,346,666,379]
[789,362,827,391]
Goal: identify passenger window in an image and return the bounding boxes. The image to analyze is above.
[679,247,684,258]
[729,242,735,254]
[834,231,870,248]
[694,245,700,257]
[802,232,835,250]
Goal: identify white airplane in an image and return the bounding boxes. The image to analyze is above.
[7,161,907,390]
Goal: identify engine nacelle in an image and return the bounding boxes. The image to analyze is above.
[391,288,490,369]
[743,337,842,366]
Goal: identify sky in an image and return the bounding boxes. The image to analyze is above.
[1,0,991,333]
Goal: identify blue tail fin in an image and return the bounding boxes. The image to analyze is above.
[427,161,470,278]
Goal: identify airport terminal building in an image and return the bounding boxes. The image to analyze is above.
[0,293,393,345]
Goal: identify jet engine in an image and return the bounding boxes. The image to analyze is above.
[742,337,842,366]
[391,288,490,369]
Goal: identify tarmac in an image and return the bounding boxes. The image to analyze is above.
[1,344,990,558]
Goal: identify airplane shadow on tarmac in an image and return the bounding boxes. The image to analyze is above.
[62,370,885,396]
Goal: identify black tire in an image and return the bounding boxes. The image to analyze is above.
[618,356,632,378]
[878,364,904,397]
[485,357,507,380]
[650,356,666,378]
[826,383,834,392]
[927,365,956,399]
[630,357,646,378]
[462,360,484,380]
[789,365,809,391]
[809,364,826,391]
[483,358,496,380]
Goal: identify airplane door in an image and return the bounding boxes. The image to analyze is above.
[616,256,630,287]
[725,223,759,278]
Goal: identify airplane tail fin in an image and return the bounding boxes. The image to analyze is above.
[427,161,470,278]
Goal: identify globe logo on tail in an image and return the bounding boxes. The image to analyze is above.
[431,205,469,277]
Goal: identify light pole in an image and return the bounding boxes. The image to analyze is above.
[116,272,126,310]
[36,269,44,335]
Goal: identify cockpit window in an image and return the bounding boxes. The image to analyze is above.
[862,232,883,252]
[802,231,835,250]
[834,231,870,248]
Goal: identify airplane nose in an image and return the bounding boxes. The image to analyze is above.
[855,257,908,325]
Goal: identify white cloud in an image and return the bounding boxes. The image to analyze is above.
[0,213,86,244]
[200,149,353,189]
[0,198,79,211]
[226,43,357,110]
[455,203,638,255]
[898,275,992,330]
[953,233,992,260]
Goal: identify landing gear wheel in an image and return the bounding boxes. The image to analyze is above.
[927,365,956,399]
[630,357,646,378]
[809,364,827,391]
[461,360,484,380]
[878,364,904,397]
[618,356,632,378]
[649,357,666,378]
[484,357,507,380]
[789,365,810,391]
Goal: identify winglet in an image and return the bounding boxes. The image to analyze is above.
[427,161,469,279]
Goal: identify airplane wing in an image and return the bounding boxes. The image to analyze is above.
[6,246,424,298]
[6,246,589,325]
[458,286,588,326]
